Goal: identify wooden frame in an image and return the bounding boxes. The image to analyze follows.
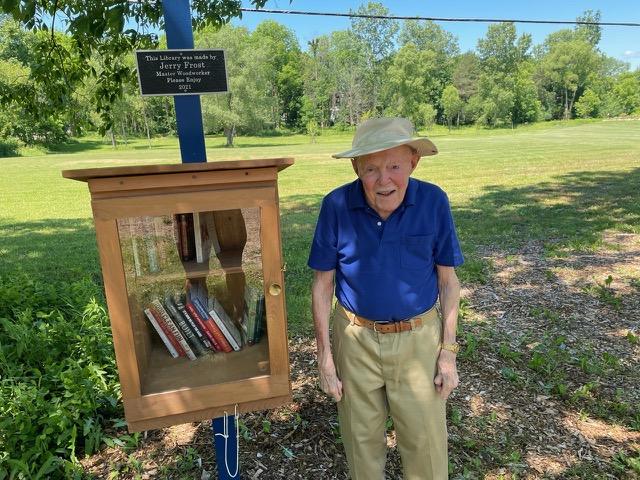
[64,159,294,432]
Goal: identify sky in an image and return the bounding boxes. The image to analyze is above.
[234,0,640,70]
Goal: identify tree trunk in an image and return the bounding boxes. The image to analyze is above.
[567,89,578,119]
[142,102,152,148]
[564,88,570,120]
[121,120,128,145]
[224,125,236,147]
[109,129,117,148]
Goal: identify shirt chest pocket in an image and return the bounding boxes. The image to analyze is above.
[400,234,435,270]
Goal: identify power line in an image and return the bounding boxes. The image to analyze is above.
[240,8,640,28]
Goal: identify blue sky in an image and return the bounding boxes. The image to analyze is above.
[235,0,640,70]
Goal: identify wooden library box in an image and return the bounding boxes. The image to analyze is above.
[63,159,293,432]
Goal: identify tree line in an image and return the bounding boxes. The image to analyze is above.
[1,4,639,151]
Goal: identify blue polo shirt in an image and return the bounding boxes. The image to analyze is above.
[308,177,464,321]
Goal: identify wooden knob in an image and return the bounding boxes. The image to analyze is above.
[269,283,282,296]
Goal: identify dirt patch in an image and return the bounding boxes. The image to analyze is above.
[81,233,640,479]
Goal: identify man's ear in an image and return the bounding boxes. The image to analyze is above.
[351,158,359,176]
[410,153,420,173]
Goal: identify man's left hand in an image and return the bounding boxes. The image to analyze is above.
[433,350,459,400]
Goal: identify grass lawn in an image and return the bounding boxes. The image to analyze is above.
[1,119,639,478]
[1,119,638,334]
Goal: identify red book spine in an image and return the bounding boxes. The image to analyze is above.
[207,320,233,353]
[149,306,186,357]
[193,298,233,353]
[186,302,220,351]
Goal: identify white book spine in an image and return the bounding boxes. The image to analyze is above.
[208,306,241,351]
[144,308,179,358]
[193,212,204,263]
[151,299,197,360]
[214,298,243,347]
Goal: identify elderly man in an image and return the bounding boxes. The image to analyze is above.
[308,117,464,479]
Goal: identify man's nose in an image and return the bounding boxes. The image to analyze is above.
[379,169,392,184]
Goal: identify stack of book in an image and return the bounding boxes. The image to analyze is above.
[143,294,244,360]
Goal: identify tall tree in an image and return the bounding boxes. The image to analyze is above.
[398,20,459,115]
[350,2,399,61]
[452,52,481,103]
[441,85,463,128]
[477,23,531,76]
[575,9,602,47]
[384,43,440,127]
[251,21,303,128]
[0,0,268,131]
[538,39,601,119]
[349,2,399,116]
[198,24,273,145]
[398,20,459,59]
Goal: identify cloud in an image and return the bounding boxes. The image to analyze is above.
[623,50,640,58]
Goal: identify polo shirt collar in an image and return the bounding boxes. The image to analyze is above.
[347,179,367,210]
[348,177,418,210]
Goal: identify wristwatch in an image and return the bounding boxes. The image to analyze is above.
[439,342,460,354]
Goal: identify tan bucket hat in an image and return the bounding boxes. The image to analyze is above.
[332,117,438,159]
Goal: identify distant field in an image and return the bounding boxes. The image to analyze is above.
[1,119,639,333]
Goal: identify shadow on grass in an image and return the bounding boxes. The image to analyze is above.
[0,218,102,283]
[210,142,302,149]
[47,139,108,154]
[454,167,640,253]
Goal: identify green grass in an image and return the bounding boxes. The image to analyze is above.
[1,119,639,335]
[1,119,639,478]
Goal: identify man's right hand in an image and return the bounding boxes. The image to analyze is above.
[318,354,343,402]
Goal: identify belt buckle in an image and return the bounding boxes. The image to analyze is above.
[373,321,389,333]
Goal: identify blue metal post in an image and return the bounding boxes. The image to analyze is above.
[162,0,207,163]
[161,2,239,478]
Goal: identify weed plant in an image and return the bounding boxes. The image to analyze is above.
[0,274,120,478]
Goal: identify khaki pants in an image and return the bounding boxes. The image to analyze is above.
[332,304,448,480]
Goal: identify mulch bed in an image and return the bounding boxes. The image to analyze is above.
[81,233,639,479]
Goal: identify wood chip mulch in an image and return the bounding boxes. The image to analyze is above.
[81,232,639,479]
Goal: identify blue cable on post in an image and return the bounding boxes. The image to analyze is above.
[161,1,240,478]
[212,409,240,479]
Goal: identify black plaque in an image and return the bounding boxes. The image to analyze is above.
[135,49,228,96]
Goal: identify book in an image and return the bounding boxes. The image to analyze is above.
[174,213,196,262]
[174,296,212,349]
[185,301,219,351]
[142,216,159,273]
[253,295,266,344]
[244,287,259,345]
[151,299,196,360]
[209,298,242,351]
[193,297,233,353]
[144,308,179,358]
[129,222,143,276]
[148,305,185,357]
[164,296,206,357]
[194,211,220,263]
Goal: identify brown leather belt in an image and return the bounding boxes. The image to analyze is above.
[339,305,432,334]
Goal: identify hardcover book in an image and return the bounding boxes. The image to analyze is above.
[174,296,212,349]
[244,286,259,345]
[164,296,205,357]
[193,297,233,353]
[174,213,196,262]
[150,299,196,360]
[144,308,179,358]
[209,298,242,351]
[148,305,185,357]
[185,301,218,351]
